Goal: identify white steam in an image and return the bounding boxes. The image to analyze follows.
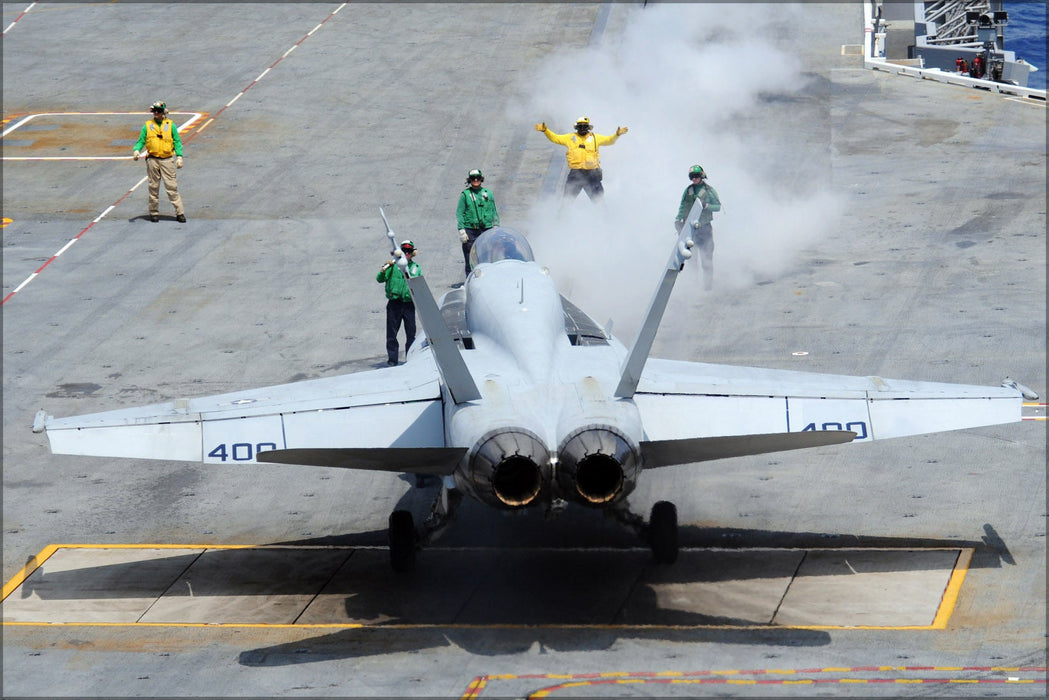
[507,3,845,340]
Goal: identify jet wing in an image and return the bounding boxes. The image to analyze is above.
[634,358,1021,456]
[36,360,449,470]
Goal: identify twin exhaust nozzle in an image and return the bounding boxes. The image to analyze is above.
[465,426,641,509]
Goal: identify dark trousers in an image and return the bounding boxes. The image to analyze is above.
[693,223,714,289]
[461,227,488,275]
[564,168,603,200]
[386,299,416,363]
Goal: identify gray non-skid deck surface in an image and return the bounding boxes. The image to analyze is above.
[2,2,1044,697]
[2,545,963,628]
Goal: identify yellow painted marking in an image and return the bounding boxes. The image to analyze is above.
[932,548,972,628]
[1,217,12,228]
[465,668,1048,699]
[1,544,59,601]
[3,544,981,631]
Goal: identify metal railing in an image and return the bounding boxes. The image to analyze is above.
[863,0,1046,102]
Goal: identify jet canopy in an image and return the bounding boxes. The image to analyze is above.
[469,227,534,269]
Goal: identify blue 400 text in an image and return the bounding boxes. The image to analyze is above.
[208,442,278,461]
[801,421,868,439]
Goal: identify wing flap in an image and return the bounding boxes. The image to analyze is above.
[46,420,204,462]
[635,358,1022,442]
[41,362,447,463]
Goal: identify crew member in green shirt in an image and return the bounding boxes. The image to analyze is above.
[456,169,499,277]
[675,165,722,290]
[376,240,422,365]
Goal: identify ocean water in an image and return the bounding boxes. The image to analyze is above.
[1003,1,1046,90]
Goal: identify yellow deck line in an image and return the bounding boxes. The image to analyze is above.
[3,544,976,630]
[1,544,59,601]
[932,548,972,629]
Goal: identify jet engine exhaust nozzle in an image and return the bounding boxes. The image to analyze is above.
[557,426,641,506]
[468,429,550,508]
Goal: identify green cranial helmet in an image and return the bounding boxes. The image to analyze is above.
[150,101,167,114]
[689,165,706,179]
[466,169,484,183]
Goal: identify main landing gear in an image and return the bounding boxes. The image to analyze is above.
[388,482,464,573]
[389,494,679,572]
[648,501,678,564]
[610,500,679,564]
[388,510,416,573]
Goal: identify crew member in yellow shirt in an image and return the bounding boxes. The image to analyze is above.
[133,101,186,223]
[535,116,627,201]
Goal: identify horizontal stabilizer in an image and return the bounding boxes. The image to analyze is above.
[641,430,856,469]
[256,447,467,475]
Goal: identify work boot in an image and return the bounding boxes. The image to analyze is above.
[149,214,159,223]
[176,214,187,223]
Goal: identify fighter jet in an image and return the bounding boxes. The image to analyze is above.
[34,203,1026,571]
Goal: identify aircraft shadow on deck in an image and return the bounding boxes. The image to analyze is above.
[7,511,1013,664]
[5,475,1016,662]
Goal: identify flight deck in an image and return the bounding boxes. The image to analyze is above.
[3,544,971,628]
[3,1,1043,697]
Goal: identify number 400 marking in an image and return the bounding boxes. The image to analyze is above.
[208,442,278,462]
[802,421,868,439]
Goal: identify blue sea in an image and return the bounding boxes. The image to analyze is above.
[1003,1,1046,90]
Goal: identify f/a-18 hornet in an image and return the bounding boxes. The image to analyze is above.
[35,202,1030,571]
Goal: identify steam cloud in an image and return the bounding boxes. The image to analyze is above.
[508,3,845,340]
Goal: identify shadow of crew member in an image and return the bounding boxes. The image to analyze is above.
[535,116,627,201]
[674,165,721,290]
[376,240,421,366]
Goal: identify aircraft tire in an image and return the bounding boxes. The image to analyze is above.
[389,509,417,573]
[649,500,678,564]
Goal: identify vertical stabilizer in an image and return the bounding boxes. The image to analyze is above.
[614,198,703,398]
[379,208,481,404]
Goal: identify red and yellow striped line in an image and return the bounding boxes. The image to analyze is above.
[462,667,1047,699]
[1022,402,1046,421]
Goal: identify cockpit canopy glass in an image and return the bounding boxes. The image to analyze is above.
[468,227,534,269]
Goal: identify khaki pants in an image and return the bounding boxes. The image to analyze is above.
[146,156,184,216]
